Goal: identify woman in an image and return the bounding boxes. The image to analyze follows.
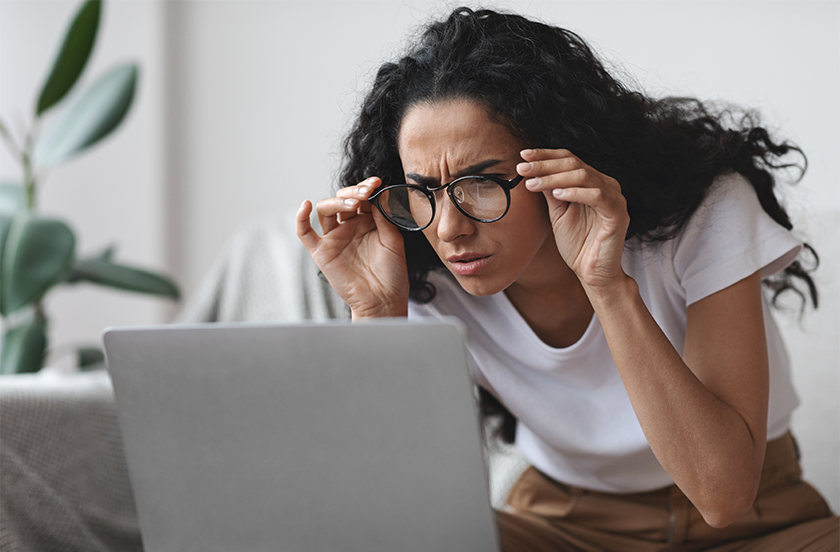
[296,7,838,551]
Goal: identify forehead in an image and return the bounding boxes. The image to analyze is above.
[397,99,521,175]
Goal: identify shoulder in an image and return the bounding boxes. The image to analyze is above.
[688,172,763,228]
[671,172,802,305]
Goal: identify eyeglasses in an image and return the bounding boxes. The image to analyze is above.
[368,174,524,231]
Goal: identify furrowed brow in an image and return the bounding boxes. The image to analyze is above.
[406,159,504,186]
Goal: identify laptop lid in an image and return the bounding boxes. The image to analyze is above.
[104,319,499,552]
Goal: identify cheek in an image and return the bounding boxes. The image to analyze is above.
[511,189,551,233]
[505,194,554,263]
[419,225,448,263]
[420,225,437,246]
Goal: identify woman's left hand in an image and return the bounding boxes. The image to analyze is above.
[518,148,630,292]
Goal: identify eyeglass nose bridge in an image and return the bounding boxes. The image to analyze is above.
[439,175,520,224]
[429,176,493,216]
[425,178,474,225]
[452,184,466,204]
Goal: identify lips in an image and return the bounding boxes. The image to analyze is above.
[446,253,491,276]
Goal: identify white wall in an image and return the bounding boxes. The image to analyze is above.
[1,0,837,511]
[169,0,840,293]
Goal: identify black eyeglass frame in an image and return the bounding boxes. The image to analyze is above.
[367,174,524,232]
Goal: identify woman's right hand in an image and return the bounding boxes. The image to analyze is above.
[296,177,410,319]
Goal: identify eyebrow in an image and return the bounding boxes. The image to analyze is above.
[406,159,504,187]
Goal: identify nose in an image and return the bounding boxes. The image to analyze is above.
[433,191,474,242]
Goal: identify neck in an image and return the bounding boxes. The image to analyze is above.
[504,239,593,348]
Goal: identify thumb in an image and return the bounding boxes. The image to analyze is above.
[543,190,570,222]
[371,205,406,252]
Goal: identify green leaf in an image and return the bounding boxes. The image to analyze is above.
[33,63,138,168]
[0,213,76,316]
[1,320,47,374]
[0,181,25,217]
[66,257,179,299]
[77,346,105,370]
[36,0,102,115]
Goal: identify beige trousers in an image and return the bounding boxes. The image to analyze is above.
[498,433,839,551]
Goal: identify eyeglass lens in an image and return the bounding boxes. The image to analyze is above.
[376,177,508,230]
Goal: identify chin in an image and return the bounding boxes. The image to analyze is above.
[451,273,508,297]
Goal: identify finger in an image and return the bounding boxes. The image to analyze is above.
[316,197,364,218]
[296,200,322,251]
[315,197,359,234]
[336,176,383,220]
[337,203,368,224]
[544,195,571,219]
[356,177,382,214]
[547,186,627,219]
[517,154,587,181]
[370,201,404,249]
[524,167,598,193]
[332,202,366,222]
[337,176,383,201]
[314,176,385,232]
[337,177,382,214]
[519,148,574,162]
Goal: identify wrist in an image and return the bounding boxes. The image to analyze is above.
[350,302,408,321]
[583,272,639,311]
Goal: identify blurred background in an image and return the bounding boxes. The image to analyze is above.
[1,0,837,509]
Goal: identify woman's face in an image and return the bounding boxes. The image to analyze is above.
[397,98,559,296]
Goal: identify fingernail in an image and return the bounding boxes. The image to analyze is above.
[553,189,566,199]
[517,162,532,173]
[345,199,359,206]
[521,149,534,156]
[525,178,541,189]
[357,186,369,194]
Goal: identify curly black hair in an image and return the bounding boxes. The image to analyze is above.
[339,7,819,442]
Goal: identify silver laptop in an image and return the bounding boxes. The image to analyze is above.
[103,319,499,552]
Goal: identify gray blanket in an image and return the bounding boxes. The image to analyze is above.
[0,371,141,552]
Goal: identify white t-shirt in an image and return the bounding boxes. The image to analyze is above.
[408,173,803,493]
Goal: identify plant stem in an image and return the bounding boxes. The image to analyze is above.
[23,147,36,211]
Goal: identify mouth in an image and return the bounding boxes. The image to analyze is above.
[446,253,491,276]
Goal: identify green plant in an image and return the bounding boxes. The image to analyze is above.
[0,0,179,374]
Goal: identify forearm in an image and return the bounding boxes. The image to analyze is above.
[586,275,766,527]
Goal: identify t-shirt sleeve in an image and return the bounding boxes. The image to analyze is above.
[673,173,803,306]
